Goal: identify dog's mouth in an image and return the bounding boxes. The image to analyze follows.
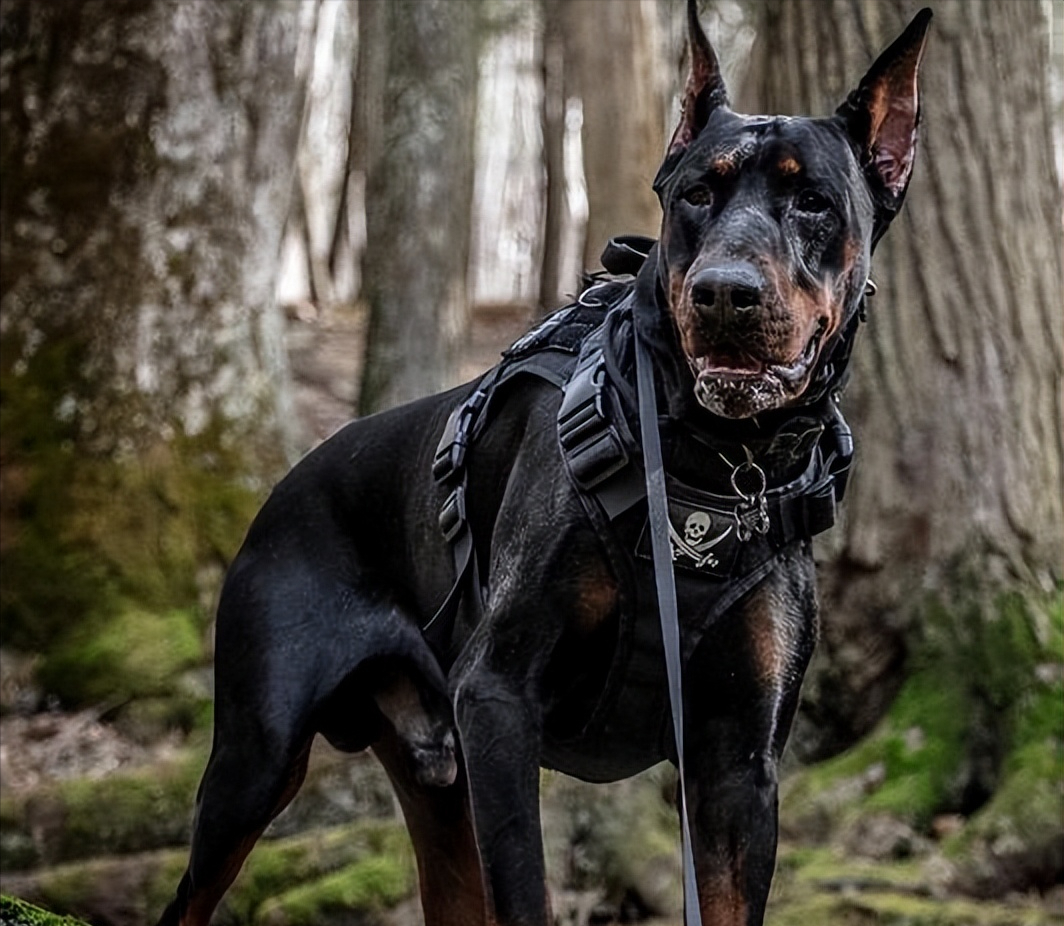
[689,319,827,418]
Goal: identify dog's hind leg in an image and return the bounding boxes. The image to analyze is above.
[156,568,327,926]
[157,732,313,926]
[157,558,441,926]
[373,728,490,926]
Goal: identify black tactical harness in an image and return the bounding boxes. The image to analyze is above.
[425,236,858,653]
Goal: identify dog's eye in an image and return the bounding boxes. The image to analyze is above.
[795,189,831,214]
[683,186,713,208]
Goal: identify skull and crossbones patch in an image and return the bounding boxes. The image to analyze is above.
[667,509,733,570]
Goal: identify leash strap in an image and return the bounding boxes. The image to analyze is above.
[634,318,703,926]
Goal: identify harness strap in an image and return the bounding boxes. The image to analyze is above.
[635,306,703,926]
[422,497,475,647]
[425,348,581,643]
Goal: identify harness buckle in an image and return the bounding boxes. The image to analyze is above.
[558,358,629,491]
[439,485,467,542]
[826,393,854,502]
[433,387,491,483]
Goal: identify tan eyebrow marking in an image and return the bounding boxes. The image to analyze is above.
[710,156,737,176]
[777,156,802,175]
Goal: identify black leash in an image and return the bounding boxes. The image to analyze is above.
[633,304,703,926]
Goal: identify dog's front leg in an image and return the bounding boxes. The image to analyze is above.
[684,560,818,926]
[451,627,550,926]
[685,729,781,926]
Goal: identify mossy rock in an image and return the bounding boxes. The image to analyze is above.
[0,821,413,926]
[1,848,188,925]
[2,749,205,869]
[251,848,415,926]
[37,606,204,708]
[767,844,1056,926]
[781,588,1062,859]
[218,820,412,924]
[0,895,90,926]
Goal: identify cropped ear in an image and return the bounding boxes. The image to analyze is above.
[837,8,932,208]
[666,0,729,157]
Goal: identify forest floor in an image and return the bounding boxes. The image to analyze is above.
[1,302,1060,926]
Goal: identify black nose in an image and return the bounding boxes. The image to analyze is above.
[689,264,766,317]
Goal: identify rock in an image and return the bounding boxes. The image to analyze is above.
[841,813,932,861]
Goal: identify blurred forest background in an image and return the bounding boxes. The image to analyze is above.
[0,0,1061,924]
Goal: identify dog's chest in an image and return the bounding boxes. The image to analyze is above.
[540,497,784,783]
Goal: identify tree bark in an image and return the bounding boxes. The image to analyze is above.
[562,0,667,272]
[357,0,479,415]
[0,0,305,653]
[0,0,303,456]
[741,1,1063,757]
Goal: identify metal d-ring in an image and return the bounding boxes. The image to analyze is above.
[725,448,771,541]
[729,457,767,502]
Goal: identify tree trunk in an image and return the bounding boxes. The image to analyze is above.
[742,0,1062,763]
[538,0,568,312]
[562,0,667,272]
[0,0,305,670]
[357,0,479,415]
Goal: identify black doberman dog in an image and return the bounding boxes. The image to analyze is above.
[159,4,930,924]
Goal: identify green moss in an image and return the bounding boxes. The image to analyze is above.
[252,853,414,926]
[767,845,1053,926]
[1,328,270,670]
[219,821,411,922]
[0,895,90,926]
[784,587,1062,841]
[947,675,1064,859]
[5,750,205,866]
[37,606,203,706]
[863,676,970,825]
[0,823,411,923]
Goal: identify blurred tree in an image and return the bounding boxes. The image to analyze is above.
[0,0,305,682]
[539,0,666,297]
[538,0,569,312]
[357,0,480,415]
[742,0,1062,797]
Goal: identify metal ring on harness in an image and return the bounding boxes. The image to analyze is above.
[729,458,767,502]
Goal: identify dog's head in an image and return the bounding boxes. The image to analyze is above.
[653,1,931,419]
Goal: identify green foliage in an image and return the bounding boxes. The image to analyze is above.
[0,895,89,926]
